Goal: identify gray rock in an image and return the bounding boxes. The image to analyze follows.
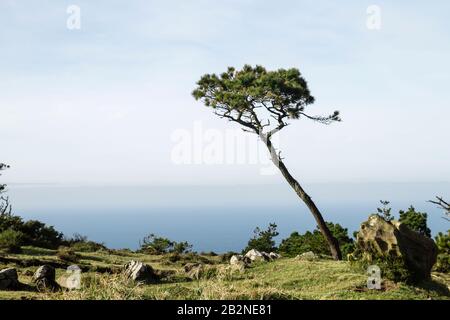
[296,251,318,261]
[245,249,270,262]
[269,252,281,260]
[0,268,19,290]
[124,260,157,283]
[33,265,60,292]
[230,255,250,267]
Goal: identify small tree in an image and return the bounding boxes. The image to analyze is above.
[139,234,193,254]
[376,200,394,222]
[244,223,279,253]
[193,65,342,260]
[140,234,173,254]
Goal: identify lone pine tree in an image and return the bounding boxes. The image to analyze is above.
[193,65,342,260]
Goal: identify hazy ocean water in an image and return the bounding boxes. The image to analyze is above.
[6,182,450,252]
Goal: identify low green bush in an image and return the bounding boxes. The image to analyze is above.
[349,243,418,283]
[70,240,107,252]
[434,231,450,273]
[57,246,80,263]
[0,212,63,249]
[0,229,24,253]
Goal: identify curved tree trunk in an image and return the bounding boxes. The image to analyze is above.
[261,134,342,260]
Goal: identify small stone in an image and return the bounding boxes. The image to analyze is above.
[269,252,281,259]
[296,251,318,261]
[123,260,158,283]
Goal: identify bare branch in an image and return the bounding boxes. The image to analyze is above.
[298,111,341,124]
[429,196,450,221]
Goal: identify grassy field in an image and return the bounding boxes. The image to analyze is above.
[0,246,449,300]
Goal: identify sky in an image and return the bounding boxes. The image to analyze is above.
[1,0,449,187]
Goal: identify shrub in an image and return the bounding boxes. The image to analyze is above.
[161,252,214,266]
[173,241,193,254]
[399,206,431,238]
[434,231,450,273]
[139,234,193,254]
[20,219,64,248]
[243,223,279,253]
[435,253,450,273]
[201,251,217,256]
[279,222,354,257]
[164,252,181,263]
[349,246,414,283]
[57,246,80,263]
[66,234,107,252]
[435,230,450,252]
[0,229,24,253]
[376,200,394,222]
[140,234,172,254]
[70,241,106,252]
[0,212,63,249]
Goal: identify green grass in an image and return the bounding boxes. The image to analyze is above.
[0,246,449,300]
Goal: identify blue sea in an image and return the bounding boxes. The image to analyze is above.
[6,182,450,252]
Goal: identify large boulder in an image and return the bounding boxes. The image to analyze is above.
[33,265,60,292]
[124,260,158,283]
[356,214,438,281]
[0,268,20,290]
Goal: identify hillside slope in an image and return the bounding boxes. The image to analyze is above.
[0,247,449,300]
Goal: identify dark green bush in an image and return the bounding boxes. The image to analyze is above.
[173,241,193,254]
[20,219,64,248]
[435,253,450,273]
[399,206,431,238]
[349,246,414,283]
[434,231,450,273]
[0,229,24,253]
[279,222,354,257]
[0,212,63,249]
